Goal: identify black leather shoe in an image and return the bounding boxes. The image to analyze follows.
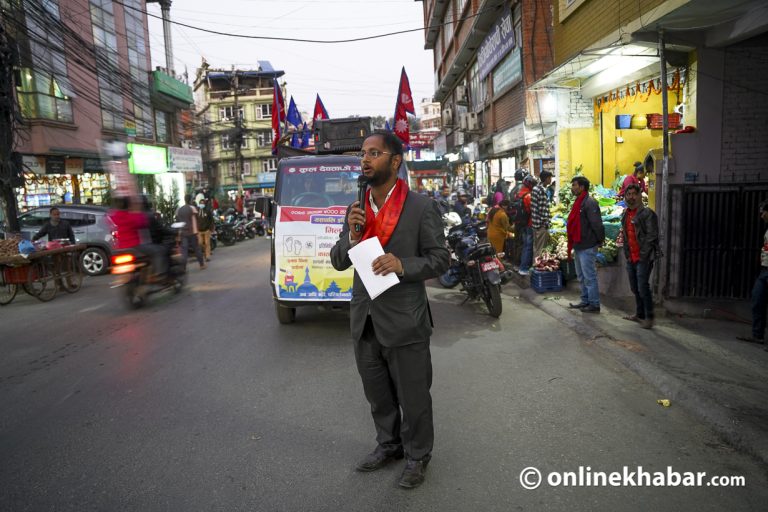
[582,305,601,313]
[398,457,430,489]
[355,446,404,472]
[569,302,589,309]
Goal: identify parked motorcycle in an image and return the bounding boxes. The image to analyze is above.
[110,223,186,309]
[215,214,236,246]
[438,218,507,317]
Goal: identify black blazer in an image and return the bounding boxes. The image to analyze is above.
[331,191,450,346]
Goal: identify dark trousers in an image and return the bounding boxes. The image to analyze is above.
[750,268,768,340]
[354,317,433,461]
[626,259,654,319]
[180,234,204,268]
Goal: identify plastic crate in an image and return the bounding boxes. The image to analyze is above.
[530,269,563,293]
[2,265,34,284]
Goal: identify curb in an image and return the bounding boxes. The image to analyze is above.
[515,284,768,468]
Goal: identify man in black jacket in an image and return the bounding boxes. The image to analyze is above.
[331,131,449,489]
[32,207,76,244]
[567,176,605,313]
[620,184,659,328]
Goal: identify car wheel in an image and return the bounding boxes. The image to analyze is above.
[80,247,108,276]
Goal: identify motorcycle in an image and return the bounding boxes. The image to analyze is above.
[214,213,236,246]
[438,218,508,318]
[110,222,187,309]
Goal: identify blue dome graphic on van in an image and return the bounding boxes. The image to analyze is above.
[277,266,352,300]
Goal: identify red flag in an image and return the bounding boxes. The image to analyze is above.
[271,80,284,155]
[393,102,410,147]
[397,67,415,114]
[313,94,329,125]
[393,67,414,146]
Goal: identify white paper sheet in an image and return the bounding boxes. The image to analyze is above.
[347,237,400,300]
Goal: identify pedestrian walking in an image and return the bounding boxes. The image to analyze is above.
[175,194,206,271]
[738,200,768,347]
[330,131,450,489]
[197,198,214,262]
[567,176,605,313]
[620,184,659,329]
[531,170,553,259]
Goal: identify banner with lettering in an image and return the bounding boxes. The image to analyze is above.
[478,9,515,80]
[273,205,353,301]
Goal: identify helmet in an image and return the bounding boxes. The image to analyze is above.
[514,169,526,181]
[523,174,538,188]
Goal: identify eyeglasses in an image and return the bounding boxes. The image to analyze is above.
[358,149,391,160]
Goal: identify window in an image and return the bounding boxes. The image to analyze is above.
[90,0,123,131]
[262,158,277,172]
[256,104,272,119]
[442,6,453,49]
[219,106,244,121]
[456,0,468,17]
[221,134,233,150]
[227,161,237,177]
[155,111,169,143]
[256,131,272,147]
[242,160,252,176]
[469,61,487,111]
[17,0,73,123]
[123,0,153,138]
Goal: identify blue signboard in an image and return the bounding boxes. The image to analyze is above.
[478,9,515,80]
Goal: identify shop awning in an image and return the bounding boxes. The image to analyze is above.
[222,183,274,191]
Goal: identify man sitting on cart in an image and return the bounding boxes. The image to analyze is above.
[32,207,76,244]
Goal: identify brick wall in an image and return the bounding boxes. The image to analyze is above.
[522,0,555,85]
[720,33,768,182]
[565,90,595,129]
[553,0,666,66]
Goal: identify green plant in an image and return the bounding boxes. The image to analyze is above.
[154,181,180,226]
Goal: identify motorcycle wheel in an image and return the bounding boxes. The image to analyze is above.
[221,231,236,246]
[438,268,460,288]
[245,229,256,239]
[483,282,502,318]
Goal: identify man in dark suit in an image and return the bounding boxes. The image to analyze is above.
[331,131,449,489]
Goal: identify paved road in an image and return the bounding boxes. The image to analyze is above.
[1,239,766,511]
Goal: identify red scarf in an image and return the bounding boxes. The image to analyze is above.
[361,179,408,248]
[567,191,587,259]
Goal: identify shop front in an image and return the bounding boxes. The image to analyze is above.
[18,154,111,210]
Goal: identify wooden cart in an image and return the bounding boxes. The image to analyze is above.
[0,244,86,305]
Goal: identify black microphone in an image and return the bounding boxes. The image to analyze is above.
[355,175,369,233]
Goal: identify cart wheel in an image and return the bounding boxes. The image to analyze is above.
[23,261,58,302]
[0,283,17,305]
[61,253,83,293]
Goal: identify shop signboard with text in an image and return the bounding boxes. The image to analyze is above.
[478,8,515,80]
[168,147,203,173]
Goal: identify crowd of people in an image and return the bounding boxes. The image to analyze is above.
[427,164,662,328]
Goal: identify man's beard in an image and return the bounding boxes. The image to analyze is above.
[367,167,395,187]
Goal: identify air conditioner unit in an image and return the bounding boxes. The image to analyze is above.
[466,112,479,131]
[442,107,453,126]
[455,85,468,104]
[455,131,465,145]
[459,113,469,130]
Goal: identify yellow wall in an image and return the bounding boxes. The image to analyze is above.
[557,126,600,189]
[558,84,684,210]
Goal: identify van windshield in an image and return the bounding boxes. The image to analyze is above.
[276,158,362,208]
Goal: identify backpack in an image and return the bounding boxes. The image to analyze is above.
[508,192,531,226]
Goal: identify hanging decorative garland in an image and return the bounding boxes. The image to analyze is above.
[594,69,684,113]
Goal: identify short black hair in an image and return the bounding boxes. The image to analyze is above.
[540,170,553,181]
[571,175,591,191]
[366,130,404,158]
[761,200,768,213]
[624,183,641,194]
[49,206,60,214]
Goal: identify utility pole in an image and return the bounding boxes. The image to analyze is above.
[231,66,244,196]
[0,19,21,232]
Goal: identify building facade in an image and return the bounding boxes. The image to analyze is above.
[534,0,768,299]
[2,0,195,212]
[193,62,284,197]
[417,0,555,197]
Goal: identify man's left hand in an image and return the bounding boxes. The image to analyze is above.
[372,253,403,276]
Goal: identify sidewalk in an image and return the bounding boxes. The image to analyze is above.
[504,273,768,468]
